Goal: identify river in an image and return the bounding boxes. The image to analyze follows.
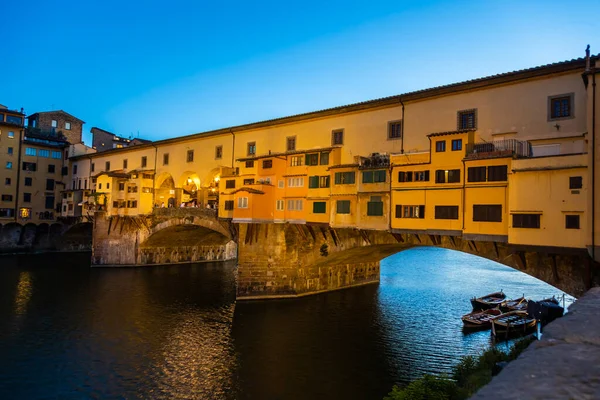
[0,247,574,399]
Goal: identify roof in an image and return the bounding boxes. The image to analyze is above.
[427,129,476,138]
[28,110,85,123]
[72,53,598,160]
[236,146,340,161]
[92,170,130,179]
[229,187,266,195]
[328,163,359,170]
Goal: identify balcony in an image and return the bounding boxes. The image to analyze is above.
[465,139,531,160]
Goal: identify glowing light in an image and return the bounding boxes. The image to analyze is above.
[214,176,220,183]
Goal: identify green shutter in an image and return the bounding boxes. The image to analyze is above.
[305,154,310,165]
[335,172,342,184]
[362,171,374,183]
[347,172,355,184]
[309,176,319,188]
[320,152,330,165]
[398,171,405,182]
[374,170,386,182]
[313,201,326,214]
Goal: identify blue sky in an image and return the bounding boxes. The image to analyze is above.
[2,1,598,145]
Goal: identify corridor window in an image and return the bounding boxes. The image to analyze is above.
[237,197,248,208]
[388,121,402,139]
[569,176,582,189]
[163,153,169,165]
[435,205,459,220]
[186,150,194,163]
[247,142,256,156]
[473,204,502,222]
[215,146,223,160]
[565,215,580,229]
[51,120,57,128]
[313,201,327,214]
[513,214,540,229]
[549,93,573,120]
[332,129,344,145]
[336,200,351,214]
[367,196,384,216]
[123,159,128,169]
[105,161,110,171]
[287,136,296,151]
[488,165,508,182]
[334,171,355,184]
[457,109,477,130]
[226,180,236,189]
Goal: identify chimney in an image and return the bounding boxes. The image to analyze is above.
[585,44,591,72]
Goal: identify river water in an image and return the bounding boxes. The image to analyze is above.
[0,247,574,400]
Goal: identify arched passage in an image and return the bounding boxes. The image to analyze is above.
[155,173,176,208]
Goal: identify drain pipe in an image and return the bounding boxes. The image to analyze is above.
[592,64,597,262]
[151,144,158,207]
[399,98,405,154]
[230,129,236,169]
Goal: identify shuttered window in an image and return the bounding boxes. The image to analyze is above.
[435,206,459,220]
[512,214,540,228]
[468,167,486,182]
[488,165,508,182]
[473,205,502,222]
[313,202,327,214]
[336,200,351,214]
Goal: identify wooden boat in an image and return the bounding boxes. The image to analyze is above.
[470,291,506,310]
[462,309,503,330]
[491,311,536,338]
[500,296,528,312]
[527,296,564,325]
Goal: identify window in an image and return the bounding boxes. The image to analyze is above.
[334,171,355,184]
[98,183,102,189]
[332,129,344,145]
[313,201,327,214]
[245,160,254,168]
[468,167,486,182]
[23,162,37,171]
[309,176,319,188]
[8,131,15,138]
[276,200,284,211]
[39,149,49,158]
[243,179,255,185]
[287,136,296,151]
[45,164,54,174]
[414,171,429,182]
[305,153,319,166]
[123,159,128,169]
[105,161,110,171]
[488,165,508,182]
[73,164,78,174]
[91,163,95,172]
[319,176,330,188]
[320,152,330,165]
[565,215,580,229]
[287,199,303,211]
[451,139,462,151]
[287,177,304,187]
[0,208,15,217]
[447,169,461,183]
[362,170,386,183]
[513,214,541,228]
[224,200,234,210]
[336,200,351,214]
[51,120,57,128]
[367,196,384,216]
[106,183,110,189]
[186,150,194,163]
[549,93,573,120]
[215,146,223,159]
[5,178,10,185]
[226,180,236,189]
[435,206,459,220]
[473,205,502,222]
[278,180,284,188]
[262,159,273,169]
[45,196,55,209]
[19,208,31,219]
[6,161,12,169]
[46,179,54,191]
[84,179,88,189]
[435,170,445,183]
[6,115,22,125]
[23,193,31,202]
[7,147,13,155]
[458,109,477,130]
[24,177,32,186]
[163,153,169,165]
[247,142,256,156]
[25,147,37,156]
[397,205,425,219]
[142,187,152,193]
[237,197,248,208]
[290,156,304,166]
[436,141,446,152]
[119,183,125,191]
[51,151,61,159]
[389,121,402,139]
[569,176,583,189]
[398,171,413,182]
[65,122,71,130]
[1,194,13,202]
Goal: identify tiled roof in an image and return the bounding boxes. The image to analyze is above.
[28,110,85,123]
[427,129,475,138]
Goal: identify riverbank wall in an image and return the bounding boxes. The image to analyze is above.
[471,287,600,399]
[0,221,92,254]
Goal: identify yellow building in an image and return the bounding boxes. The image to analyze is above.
[0,105,24,222]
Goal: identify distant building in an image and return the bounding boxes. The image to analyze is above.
[27,110,84,144]
[0,105,26,221]
[91,127,151,152]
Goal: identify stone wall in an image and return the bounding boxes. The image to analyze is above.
[0,221,92,253]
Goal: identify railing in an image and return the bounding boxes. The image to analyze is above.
[153,207,217,219]
[465,139,531,159]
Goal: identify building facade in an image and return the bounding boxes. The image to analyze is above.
[0,105,25,222]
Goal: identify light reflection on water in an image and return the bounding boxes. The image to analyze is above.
[0,248,574,399]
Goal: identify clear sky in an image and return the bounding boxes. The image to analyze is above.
[2,0,598,145]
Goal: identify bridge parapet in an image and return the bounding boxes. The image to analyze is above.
[151,207,218,219]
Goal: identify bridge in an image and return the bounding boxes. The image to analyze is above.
[91,209,597,298]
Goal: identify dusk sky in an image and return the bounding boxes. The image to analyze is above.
[3,1,598,145]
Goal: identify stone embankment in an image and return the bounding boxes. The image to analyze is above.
[0,221,92,254]
[471,287,600,399]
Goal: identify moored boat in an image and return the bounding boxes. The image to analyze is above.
[470,291,506,310]
[491,311,536,338]
[461,309,503,330]
[500,296,528,312]
[527,296,564,325]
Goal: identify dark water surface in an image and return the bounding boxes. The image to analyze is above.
[0,248,574,399]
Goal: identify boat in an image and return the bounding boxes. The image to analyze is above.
[491,311,536,338]
[470,291,506,310]
[461,309,503,330]
[526,296,564,325]
[500,296,528,312]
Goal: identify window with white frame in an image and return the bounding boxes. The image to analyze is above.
[276,200,284,211]
[290,155,304,166]
[287,199,303,211]
[237,197,248,208]
[51,120,57,128]
[287,177,304,187]
[65,122,71,130]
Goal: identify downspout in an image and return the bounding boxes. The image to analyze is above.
[152,144,158,207]
[399,98,405,154]
[230,129,235,169]
[14,127,24,223]
[462,159,466,231]
[592,67,596,261]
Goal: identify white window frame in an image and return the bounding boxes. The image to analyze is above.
[65,122,71,130]
[237,197,248,209]
[276,200,284,211]
[51,120,58,128]
[287,177,304,187]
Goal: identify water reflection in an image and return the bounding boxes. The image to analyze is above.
[14,271,32,316]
